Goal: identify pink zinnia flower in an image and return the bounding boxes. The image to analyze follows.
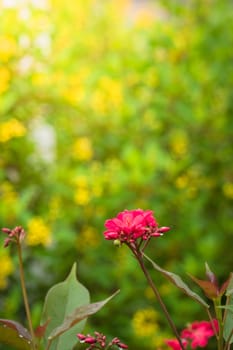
[104,209,170,243]
[181,319,218,348]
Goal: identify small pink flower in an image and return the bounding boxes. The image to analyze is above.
[181,319,218,349]
[77,333,96,344]
[77,333,86,342]
[2,226,25,247]
[117,342,128,349]
[104,209,169,243]
[84,336,97,344]
[166,338,188,350]
[77,332,128,349]
[111,337,128,349]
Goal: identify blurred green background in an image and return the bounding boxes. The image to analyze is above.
[0,0,232,349]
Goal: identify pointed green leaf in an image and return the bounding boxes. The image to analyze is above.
[143,253,209,308]
[0,319,32,350]
[223,273,233,344]
[48,290,120,341]
[41,263,90,350]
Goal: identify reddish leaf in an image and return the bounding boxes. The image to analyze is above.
[34,318,51,339]
[0,319,32,350]
[188,274,218,299]
[219,273,232,296]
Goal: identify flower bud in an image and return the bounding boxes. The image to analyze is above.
[2,228,11,234]
[114,239,121,247]
[118,343,128,349]
[84,336,96,344]
[77,333,86,343]
[157,226,170,233]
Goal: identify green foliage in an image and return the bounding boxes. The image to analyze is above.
[144,254,209,308]
[0,0,233,348]
[41,263,90,350]
[223,273,233,345]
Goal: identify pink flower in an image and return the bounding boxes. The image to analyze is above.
[166,338,188,350]
[181,319,219,348]
[77,332,128,349]
[2,226,25,247]
[104,209,170,243]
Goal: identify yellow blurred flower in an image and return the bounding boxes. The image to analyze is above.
[74,188,90,206]
[92,77,123,114]
[26,217,52,246]
[132,308,159,337]
[72,137,93,161]
[62,70,89,105]
[62,86,84,105]
[133,8,156,29]
[74,175,88,187]
[175,174,189,189]
[0,251,14,289]
[0,118,26,143]
[0,66,11,94]
[0,182,17,204]
[170,132,188,157]
[48,196,61,221]
[32,72,50,87]
[223,182,233,199]
[0,36,17,62]
[76,226,99,250]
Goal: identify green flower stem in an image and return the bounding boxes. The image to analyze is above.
[17,241,37,350]
[130,246,185,350]
[206,307,219,338]
[214,297,224,350]
[223,293,233,350]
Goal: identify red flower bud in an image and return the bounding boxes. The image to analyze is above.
[157,226,170,233]
[118,343,128,349]
[77,333,86,341]
[84,336,97,344]
[2,228,11,234]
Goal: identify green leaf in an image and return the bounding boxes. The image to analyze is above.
[223,272,233,344]
[143,253,209,308]
[48,290,120,341]
[218,305,233,312]
[0,319,32,350]
[41,262,90,350]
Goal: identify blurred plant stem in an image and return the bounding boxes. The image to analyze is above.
[214,297,224,350]
[128,243,185,350]
[17,241,37,350]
